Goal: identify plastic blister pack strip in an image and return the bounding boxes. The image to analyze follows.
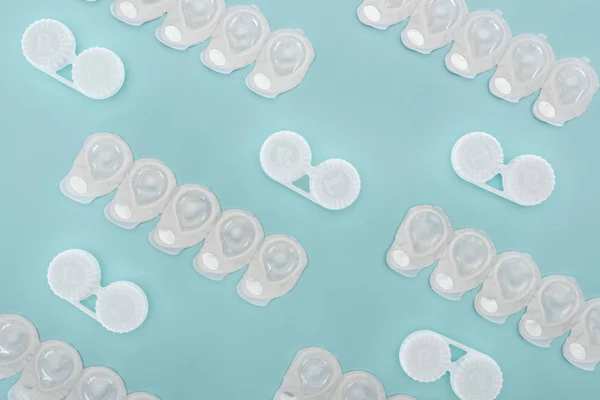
[111,0,173,26]
[563,298,600,371]
[0,314,40,381]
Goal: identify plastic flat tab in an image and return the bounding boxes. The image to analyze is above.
[329,371,386,400]
[518,275,585,348]
[66,366,127,400]
[111,0,173,26]
[48,249,149,333]
[237,234,307,306]
[0,314,40,380]
[127,393,160,400]
[490,34,555,103]
[563,298,600,371]
[358,0,419,30]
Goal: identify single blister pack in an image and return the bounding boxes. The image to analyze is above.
[400,330,503,400]
[273,347,342,400]
[533,58,599,127]
[329,371,386,400]
[246,29,315,99]
[111,0,173,26]
[48,249,149,334]
[489,34,556,103]
[149,184,221,255]
[445,10,512,79]
[156,0,226,50]
[474,252,541,324]
[8,340,83,400]
[357,0,419,30]
[518,275,585,348]
[563,298,600,371]
[22,20,125,100]
[201,5,270,74]
[194,209,264,280]
[66,366,127,400]
[237,234,307,306]
[60,133,134,204]
[451,132,555,207]
[0,314,40,380]
[387,205,453,277]
[127,393,160,400]
[105,158,177,229]
[430,228,497,301]
[401,0,469,54]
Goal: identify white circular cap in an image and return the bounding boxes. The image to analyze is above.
[119,2,138,19]
[164,25,182,43]
[569,342,587,360]
[504,155,555,206]
[480,297,498,313]
[400,331,451,383]
[69,176,88,194]
[22,19,76,71]
[393,250,410,268]
[406,29,425,47]
[435,273,454,290]
[451,132,504,184]
[494,77,512,95]
[450,354,503,400]
[524,319,542,337]
[114,203,132,220]
[260,131,312,183]
[538,100,556,118]
[309,159,361,210]
[363,5,381,22]
[450,53,469,71]
[253,73,271,91]
[202,253,219,271]
[96,281,148,333]
[126,392,160,400]
[157,229,176,245]
[72,48,125,100]
[209,49,227,66]
[48,249,101,301]
[244,278,263,296]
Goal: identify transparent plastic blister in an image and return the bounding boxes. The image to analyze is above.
[60,133,134,204]
[518,275,585,348]
[237,234,307,306]
[22,20,125,100]
[201,5,270,74]
[111,0,172,26]
[357,0,420,30]
[563,298,600,371]
[451,132,555,206]
[0,314,40,380]
[386,205,453,277]
[329,371,386,400]
[489,34,556,103]
[194,209,264,281]
[474,252,541,324]
[260,131,361,211]
[156,0,226,50]
[66,366,126,400]
[445,10,512,79]
[400,330,503,400]
[430,228,497,301]
[105,158,177,229]
[127,393,160,400]
[533,57,599,127]
[48,249,149,334]
[149,184,221,255]
[273,347,342,400]
[401,0,469,54]
[8,340,83,400]
[246,29,315,99]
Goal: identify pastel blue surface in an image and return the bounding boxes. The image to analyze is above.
[1,0,599,398]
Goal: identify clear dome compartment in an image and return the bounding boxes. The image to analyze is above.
[329,371,386,400]
[111,0,173,26]
[562,298,600,371]
[358,0,420,30]
[0,314,40,380]
[65,366,126,400]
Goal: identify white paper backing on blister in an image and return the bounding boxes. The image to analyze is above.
[357,0,419,30]
[66,366,127,400]
[0,314,40,380]
[329,371,386,400]
[562,298,600,371]
[111,0,173,26]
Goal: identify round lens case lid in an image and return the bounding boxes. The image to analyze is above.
[400,331,452,383]
[451,132,504,184]
[0,314,40,379]
[66,366,127,400]
[72,48,125,100]
[22,19,76,71]
[261,131,312,183]
[48,249,102,301]
[96,281,149,333]
[450,354,503,400]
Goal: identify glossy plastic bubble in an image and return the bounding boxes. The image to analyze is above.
[563,299,600,371]
[22,19,76,71]
[96,282,149,334]
[329,371,386,400]
[357,0,420,30]
[0,314,40,380]
[66,366,126,400]
[111,0,172,26]
[71,48,125,100]
[450,354,503,400]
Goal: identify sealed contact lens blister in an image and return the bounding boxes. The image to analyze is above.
[329,371,386,400]
[430,228,496,301]
[563,298,600,371]
[474,252,541,324]
[445,10,512,79]
[246,29,315,99]
[237,234,307,306]
[8,340,83,400]
[66,366,126,400]
[194,209,264,281]
[489,34,556,102]
[400,330,503,400]
[357,0,419,30]
[260,131,361,211]
[452,132,555,207]
[105,158,177,229]
[401,0,469,54]
[201,5,270,74]
[22,20,125,100]
[387,205,453,277]
[518,275,585,348]
[127,393,160,400]
[0,314,40,380]
[532,58,599,127]
[48,249,149,333]
[149,184,221,255]
[111,0,172,26]
[156,0,226,50]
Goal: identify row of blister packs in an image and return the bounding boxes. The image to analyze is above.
[357,0,599,127]
[0,314,158,400]
[386,204,600,371]
[61,132,308,307]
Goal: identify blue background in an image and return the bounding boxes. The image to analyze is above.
[1,0,599,398]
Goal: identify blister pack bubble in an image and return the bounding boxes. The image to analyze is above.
[400,330,503,400]
[401,0,469,54]
[489,34,556,103]
[260,131,361,211]
[357,0,419,30]
[451,132,555,207]
[0,314,40,380]
[149,184,221,255]
[156,0,226,50]
[48,249,149,334]
[111,0,172,26]
[386,205,453,277]
[201,5,270,74]
[237,234,307,306]
[430,228,497,301]
[329,371,386,400]
[66,366,127,400]
[563,298,600,371]
[105,158,177,229]
[533,57,599,127]
[22,20,125,100]
[518,275,585,348]
[445,10,512,78]
[246,29,315,99]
